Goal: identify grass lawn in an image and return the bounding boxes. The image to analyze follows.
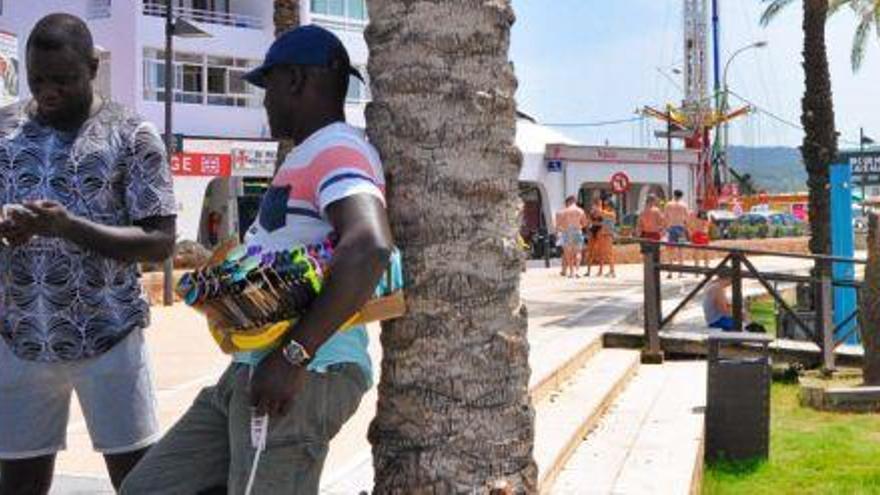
[703,383,880,494]
[748,297,777,334]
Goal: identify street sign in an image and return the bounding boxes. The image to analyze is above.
[170,153,232,177]
[654,129,692,140]
[610,172,631,194]
[547,159,563,172]
[839,150,880,175]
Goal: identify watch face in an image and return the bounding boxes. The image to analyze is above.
[284,342,308,365]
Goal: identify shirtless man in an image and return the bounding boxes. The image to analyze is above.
[664,190,690,279]
[637,194,665,241]
[555,196,587,278]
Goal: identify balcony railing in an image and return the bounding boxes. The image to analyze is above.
[310,13,367,33]
[143,1,264,30]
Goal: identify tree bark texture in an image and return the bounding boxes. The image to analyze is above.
[801,0,838,258]
[273,0,299,167]
[273,0,300,37]
[364,1,537,493]
[860,213,880,385]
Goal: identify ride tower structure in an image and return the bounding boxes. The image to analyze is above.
[643,0,750,210]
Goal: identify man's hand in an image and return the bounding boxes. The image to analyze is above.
[0,207,37,246]
[250,350,307,417]
[21,200,73,238]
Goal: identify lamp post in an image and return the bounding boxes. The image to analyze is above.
[163,3,211,306]
[719,41,767,183]
[860,127,875,215]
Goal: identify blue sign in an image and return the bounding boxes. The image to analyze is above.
[547,160,563,172]
[830,163,858,344]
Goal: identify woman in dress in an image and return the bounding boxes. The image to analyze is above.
[590,194,617,278]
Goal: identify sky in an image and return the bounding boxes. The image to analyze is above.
[510,0,880,150]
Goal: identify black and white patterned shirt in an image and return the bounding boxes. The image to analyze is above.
[0,100,176,362]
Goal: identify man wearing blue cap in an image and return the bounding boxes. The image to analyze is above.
[122,25,393,494]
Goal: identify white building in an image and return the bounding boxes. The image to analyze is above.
[517,113,698,238]
[0,0,371,244]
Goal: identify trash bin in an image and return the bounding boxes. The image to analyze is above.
[705,333,773,463]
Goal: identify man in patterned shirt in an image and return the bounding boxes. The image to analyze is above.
[0,14,176,494]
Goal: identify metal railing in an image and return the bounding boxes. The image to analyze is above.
[143,1,264,30]
[637,238,866,372]
[310,13,368,32]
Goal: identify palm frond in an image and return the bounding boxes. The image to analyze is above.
[852,14,872,70]
[828,0,855,18]
[760,0,797,26]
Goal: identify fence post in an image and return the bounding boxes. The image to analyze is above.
[818,259,836,374]
[642,242,664,364]
[731,253,744,332]
[543,230,551,269]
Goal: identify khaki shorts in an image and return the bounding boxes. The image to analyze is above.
[0,328,159,459]
[121,362,367,495]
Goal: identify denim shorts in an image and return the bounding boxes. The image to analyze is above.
[0,328,159,459]
[668,225,688,244]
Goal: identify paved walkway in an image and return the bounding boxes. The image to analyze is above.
[46,255,816,493]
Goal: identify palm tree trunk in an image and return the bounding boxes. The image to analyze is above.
[273,0,300,37]
[860,213,880,385]
[801,0,838,259]
[273,0,299,167]
[364,1,537,493]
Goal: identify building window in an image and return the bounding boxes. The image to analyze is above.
[87,0,112,19]
[143,48,262,108]
[311,0,367,21]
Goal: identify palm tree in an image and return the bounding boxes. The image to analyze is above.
[272,0,299,168]
[273,0,300,37]
[829,0,880,70]
[364,1,538,492]
[761,0,838,259]
[860,213,880,385]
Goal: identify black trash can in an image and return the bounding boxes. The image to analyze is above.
[705,333,773,463]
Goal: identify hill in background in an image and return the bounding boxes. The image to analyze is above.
[727,146,806,193]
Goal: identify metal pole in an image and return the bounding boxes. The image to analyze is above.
[162,2,175,307]
[712,0,722,184]
[731,253,743,332]
[667,110,673,198]
[861,127,867,216]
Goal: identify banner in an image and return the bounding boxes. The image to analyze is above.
[0,32,18,107]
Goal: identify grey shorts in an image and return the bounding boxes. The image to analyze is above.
[120,362,368,495]
[0,328,159,459]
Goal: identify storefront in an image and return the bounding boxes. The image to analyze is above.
[172,137,277,247]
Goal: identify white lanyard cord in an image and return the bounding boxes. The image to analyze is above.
[245,366,269,495]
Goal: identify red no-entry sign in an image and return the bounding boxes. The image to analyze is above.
[610,172,631,194]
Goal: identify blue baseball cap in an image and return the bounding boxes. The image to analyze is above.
[244,25,363,88]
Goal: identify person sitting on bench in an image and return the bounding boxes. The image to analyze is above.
[704,275,735,331]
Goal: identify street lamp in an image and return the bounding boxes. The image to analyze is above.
[860,127,875,215]
[718,41,767,183]
[162,3,212,306]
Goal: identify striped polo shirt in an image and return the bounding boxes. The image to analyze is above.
[236,122,385,384]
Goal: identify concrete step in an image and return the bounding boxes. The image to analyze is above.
[550,361,707,495]
[535,349,641,493]
[320,290,647,494]
[319,329,611,494]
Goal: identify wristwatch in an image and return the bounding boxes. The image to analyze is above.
[281,339,311,368]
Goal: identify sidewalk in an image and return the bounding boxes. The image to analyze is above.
[48,255,817,493]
